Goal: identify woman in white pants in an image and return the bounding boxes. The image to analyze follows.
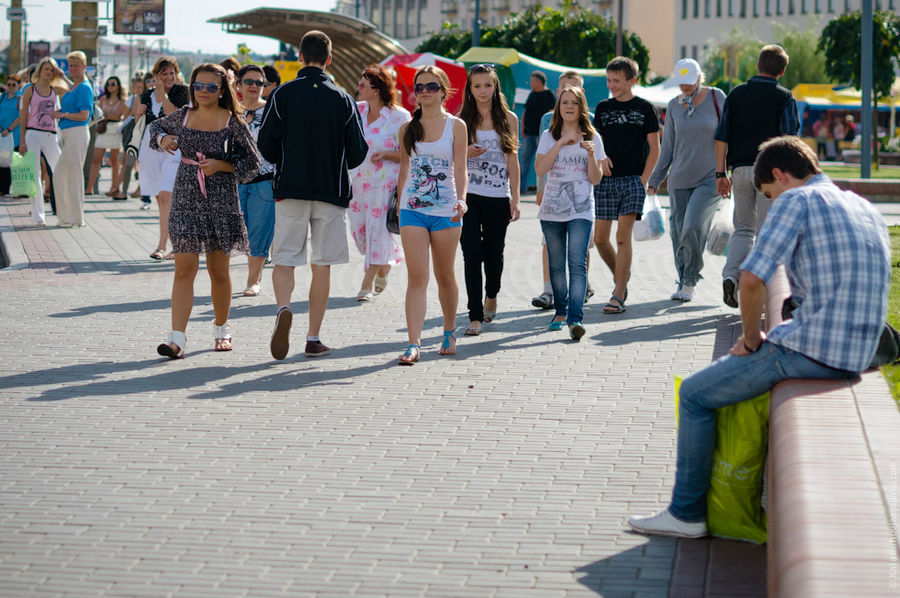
[18,57,67,225]
[52,52,94,228]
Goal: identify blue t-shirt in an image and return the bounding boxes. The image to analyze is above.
[0,91,23,147]
[59,81,94,130]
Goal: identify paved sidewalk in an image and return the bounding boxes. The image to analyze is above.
[0,188,744,597]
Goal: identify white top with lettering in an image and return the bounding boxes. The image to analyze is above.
[401,116,458,217]
[466,128,510,198]
[536,130,606,223]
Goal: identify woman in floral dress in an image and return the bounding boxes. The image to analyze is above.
[150,63,260,359]
[349,64,410,301]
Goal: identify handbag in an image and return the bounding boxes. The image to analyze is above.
[386,188,400,235]
[125,115,145,159]
[0,133,14,168]
[632,192,665,241]
[95,119,109,135]
[10,151,38,197]
[706,195,734,255]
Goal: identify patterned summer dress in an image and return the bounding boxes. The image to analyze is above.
[149,106,260,254]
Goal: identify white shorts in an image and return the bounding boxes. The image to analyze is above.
[137,128,180,197]
[272,199,349,267]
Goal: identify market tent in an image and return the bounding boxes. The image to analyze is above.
[633,75,682,110]
[381,53,468,115]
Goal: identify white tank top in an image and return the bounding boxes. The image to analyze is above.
[401,116,458,217]
[466,128,511,198]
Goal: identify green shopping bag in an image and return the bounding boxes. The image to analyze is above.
[675,376,769,544]
[10,151,38,197]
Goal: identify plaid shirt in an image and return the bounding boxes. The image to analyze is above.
[741,174,891,372]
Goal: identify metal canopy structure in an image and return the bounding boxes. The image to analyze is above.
[208,9,409,91]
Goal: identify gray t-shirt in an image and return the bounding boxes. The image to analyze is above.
[648,87,725,190]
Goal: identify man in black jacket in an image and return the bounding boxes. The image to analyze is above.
[258,30,368,360]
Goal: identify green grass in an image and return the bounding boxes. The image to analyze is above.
[884,225,900,407]
[822,164,900,180]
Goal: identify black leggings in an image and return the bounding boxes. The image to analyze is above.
[460,192,511,322]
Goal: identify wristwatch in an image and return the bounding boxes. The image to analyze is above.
[715,171,727,178]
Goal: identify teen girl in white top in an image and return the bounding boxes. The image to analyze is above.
[458,64,521,336]
[396,66,467,364]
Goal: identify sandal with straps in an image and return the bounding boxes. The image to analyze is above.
[398,344,420,365]
[213,320,233,351]
[603,295,627,314]
[157,330,186,359]
[439,330,456,356]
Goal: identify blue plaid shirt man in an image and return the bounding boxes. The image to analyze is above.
[741,174,891,372]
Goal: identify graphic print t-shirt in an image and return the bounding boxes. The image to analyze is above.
[467,129,510,198]
[401,118,457,218]
[592,96,659,177]
[536,130,606,222]
[244,106,275,180]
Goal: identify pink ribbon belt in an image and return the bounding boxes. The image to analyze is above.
[181,151,207,198]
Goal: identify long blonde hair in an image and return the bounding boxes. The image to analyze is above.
[32,57,68,89]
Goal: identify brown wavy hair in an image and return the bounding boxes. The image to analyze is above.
[361,64,397,108]
[188,63,243,117]
[401,65,453,155]
[458,64,516,154]
[549,86,596,142]
[152,56,179,77]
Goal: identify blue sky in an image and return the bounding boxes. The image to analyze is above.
[11,0,336,55]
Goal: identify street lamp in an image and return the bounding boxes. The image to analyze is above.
[472,0,481,47]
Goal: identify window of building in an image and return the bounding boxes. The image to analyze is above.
[694,0,700,17]
[788,0,795,13]
[705,0,711,16]
[692,45,698,59]
[814,0,820,12]
[844,0,850,12]
[728,0,734,15]
[717,0,723,15]
[682,0,688,18]
[766,0,772,13]
[741,0,747,16]
[681,45,687,58]
[753,0,760,15]
[801,0,807,12]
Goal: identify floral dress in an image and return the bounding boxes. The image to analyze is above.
[149,106,260,254]
[348,102,410,270]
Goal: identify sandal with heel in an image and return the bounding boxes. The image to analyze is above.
[439,330,456,356]
[157,330,186,359]
[213,321,233,351]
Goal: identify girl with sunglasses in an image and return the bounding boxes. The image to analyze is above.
[396,66,468,364]
[89,76,127,198]
[136,56,190,260]
[236,64,275,297]
[534,86,605,341]
[457,64,520,336]
[349,64,410,302]
[151,63,260,359]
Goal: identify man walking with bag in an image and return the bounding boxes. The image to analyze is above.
[258,30,368,360]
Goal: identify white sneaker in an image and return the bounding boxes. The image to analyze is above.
[671,286,695,302]
[628,509,708,538]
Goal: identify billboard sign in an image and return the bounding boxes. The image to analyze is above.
[114,0,165,35]
[27,41,51,66]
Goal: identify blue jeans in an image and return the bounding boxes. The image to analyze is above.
[670,342,857,522]
[540,219,591,325]
[519,135,538,193]
[669,179,720,287]
[238,180,276,257]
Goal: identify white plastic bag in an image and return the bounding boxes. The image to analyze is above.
[0,133,14,168]
[706,195,734,256]
[633,192,665,241]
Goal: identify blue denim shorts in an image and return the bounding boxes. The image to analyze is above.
[594,175,645,221]
[238,180,276,257]
[399,209,461,232]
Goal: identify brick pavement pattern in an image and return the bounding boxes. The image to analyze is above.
[0,191,735,597]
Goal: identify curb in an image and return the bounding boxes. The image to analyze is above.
[0,205,28,270]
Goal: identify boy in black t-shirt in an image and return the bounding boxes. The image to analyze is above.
[592,57,660,314]
[519,71,556,194]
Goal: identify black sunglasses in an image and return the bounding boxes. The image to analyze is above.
[240,79,265,87]
[414,82,442,95]
[192,82,221,93]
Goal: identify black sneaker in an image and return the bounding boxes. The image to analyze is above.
[723,278,738,308]
[304,340,332,358]
[270,308,292,360]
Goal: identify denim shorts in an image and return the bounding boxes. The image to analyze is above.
[238,180,276,257]
[594,175,645,221]
[399,209,461,232]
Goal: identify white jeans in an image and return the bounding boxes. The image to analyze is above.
[53,126,91,227]
[23,129,61,224]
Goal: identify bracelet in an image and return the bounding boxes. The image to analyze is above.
[715,171,727,178]
[743,341,760,353]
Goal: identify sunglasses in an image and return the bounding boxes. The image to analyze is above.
[240,79,265,87]
[192,82,221,93]
[468,63,495,73]
[414,82,442,95]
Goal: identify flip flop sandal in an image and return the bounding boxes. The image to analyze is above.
[464,322,482,336]
[149,249,165,260]
[439,330,456,355]
[357,290,375,302]
[243,284,261,297]
[398,344,420,365]
[374,273,389,294]
[603,295,626,314]
[483,310,496,323]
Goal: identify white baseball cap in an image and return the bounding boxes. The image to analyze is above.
[672,58,702,85]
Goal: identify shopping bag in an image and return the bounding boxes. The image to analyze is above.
[633,192,665,241]
[706,195,734,256]
[675,375,769,544]
[10,151,38,197]
[386,188,400,235]
[0,133,14,168]
[126,115,145,160]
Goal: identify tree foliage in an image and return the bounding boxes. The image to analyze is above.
[771,20,832,90]
[416,6,651,83]
[818,10,900,100]
[701,27,764,85]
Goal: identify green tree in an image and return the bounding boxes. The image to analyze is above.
[771,19,832,90]
[701,27,763,86]
[416,6,650,82]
